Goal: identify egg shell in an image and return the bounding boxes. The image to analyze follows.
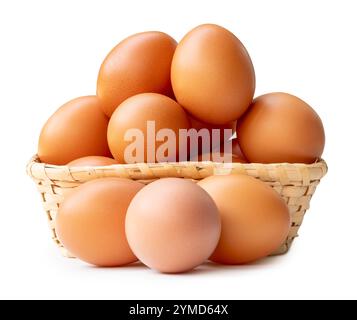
[197,138,248,163]
[194,151,246,163]
[125,178,221,273]
[171,24,255,124]
[191,151,246,163]
[55,178,144,267]
[97,31,177,117]
[107,93,190,163]
[189,115,236,140]
[187,114,236,157]
[198,174,290,264]
[192,136,246,162]
[231,138,247,161]
[67,156,118,166]
[38,96,111,165]
[237,92,325,163]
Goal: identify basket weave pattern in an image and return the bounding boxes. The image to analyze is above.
[27,155,327,258]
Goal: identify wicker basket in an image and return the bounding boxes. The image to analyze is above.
[26,155,327,258]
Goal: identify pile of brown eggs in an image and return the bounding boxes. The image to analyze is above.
[37,24,325,273]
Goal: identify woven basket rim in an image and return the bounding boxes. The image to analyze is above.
[27,154,327,185]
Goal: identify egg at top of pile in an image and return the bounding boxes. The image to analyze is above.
[171,24,255,125]
[97,31,177,117]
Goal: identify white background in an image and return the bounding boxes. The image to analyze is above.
[0,0,356,300]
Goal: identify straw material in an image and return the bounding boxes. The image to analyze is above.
[27,155,327,258]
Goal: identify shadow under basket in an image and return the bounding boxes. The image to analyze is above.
[26,155,327,258]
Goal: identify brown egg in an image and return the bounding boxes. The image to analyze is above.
[55,178,143,267]
[231,138,247,161]
[189,115,236,141]
[204,138,248,163]
[192,151,246,163]
[108,93,190,163]
[237,92,325,163]
[187,114,236,157]
[198,174,290,264]
[67,156,118,166]
[189,136,247,163]
[38,96,111,165]
[171,24,255,124]
[97,31,177,117]
[125,178,221,273]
